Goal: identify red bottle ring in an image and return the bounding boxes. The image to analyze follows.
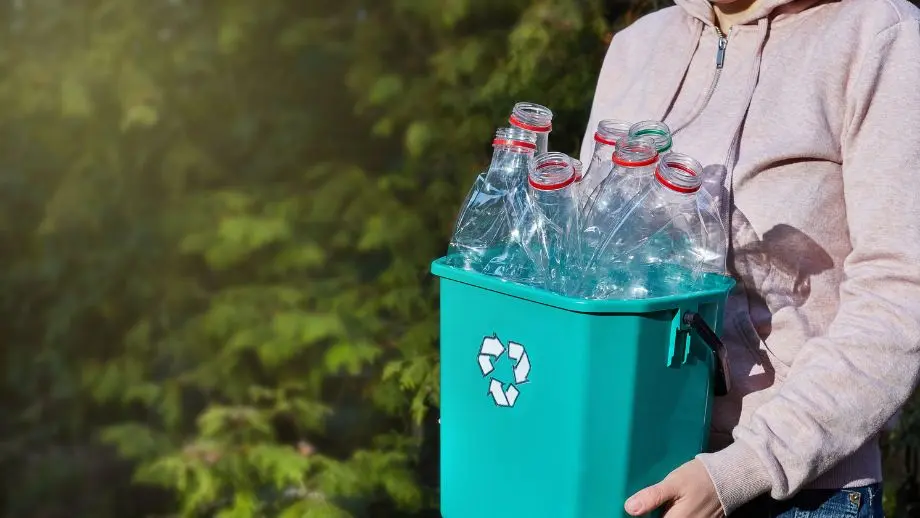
[529,173,576,191]
[612,155,658,168]
[594,132,619,147]
[510,115,552,133]
[655,162,700,193]
[492,138,537,150]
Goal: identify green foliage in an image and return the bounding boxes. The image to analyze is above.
[0,0,619,516]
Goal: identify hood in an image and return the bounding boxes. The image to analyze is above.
[673,0,823,26]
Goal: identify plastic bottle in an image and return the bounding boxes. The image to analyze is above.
[584,152,727,299]
[525,153,582,293]
[581,135,659,260]
[579,119,632,199]
[481,152,580,290]
[510,102,554,155]
[448,127,538,270]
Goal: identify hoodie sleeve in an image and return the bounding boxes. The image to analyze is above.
[697,20,920,514]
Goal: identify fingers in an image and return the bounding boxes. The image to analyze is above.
[625,480,678,516]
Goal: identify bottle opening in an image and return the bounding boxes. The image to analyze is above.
[628,120,673,154]
[493,127,538,152]
[510,102,553,133]
[530,152,576,191]
[655,153,703,193]
[594,119,631,147]
[612,135,658,167]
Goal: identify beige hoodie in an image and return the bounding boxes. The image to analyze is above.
[581,0,920,513]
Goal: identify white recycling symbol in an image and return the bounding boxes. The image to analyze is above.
[478,334,530,408]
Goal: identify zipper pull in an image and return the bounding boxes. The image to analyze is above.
[716,35,727,69]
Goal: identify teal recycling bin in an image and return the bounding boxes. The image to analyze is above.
[432,258,735,518]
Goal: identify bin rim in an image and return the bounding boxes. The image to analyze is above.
[431,257,735,315]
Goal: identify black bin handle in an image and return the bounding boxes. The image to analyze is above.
[682,311,731,397]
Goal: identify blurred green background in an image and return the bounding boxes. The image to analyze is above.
[2,0,920,516]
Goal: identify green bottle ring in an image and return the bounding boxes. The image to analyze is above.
[632,128,673,153]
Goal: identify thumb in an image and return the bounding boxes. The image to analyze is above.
[625,481,677,516]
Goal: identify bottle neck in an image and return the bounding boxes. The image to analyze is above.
[592,141,616,163]
[594,120,630,147]
[655,155,702,194]
[629,121,673,154]
[508,121,549,155]
[489,145,534,184]
[510,102,553,133]
[534,133,549,155]
[530,162,576,192]
[510,116,550,155]
[610,135,658,172]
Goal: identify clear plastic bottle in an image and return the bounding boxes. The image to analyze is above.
[510,102,553,155]
[628,120,673,155]
[530,153,581,293]
[484,152,580,291]
[579,119,632,199]
[448,127,538,270]
[581,135,659,258]
[651,153,727,276]
[583,152,727,299]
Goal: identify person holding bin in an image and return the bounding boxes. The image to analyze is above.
[579,0,920,516]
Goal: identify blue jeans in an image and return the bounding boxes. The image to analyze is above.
[733,484,884,517]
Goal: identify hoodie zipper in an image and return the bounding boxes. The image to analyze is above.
[672,26,730,136]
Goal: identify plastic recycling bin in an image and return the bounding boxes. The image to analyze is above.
[431,258,735,518]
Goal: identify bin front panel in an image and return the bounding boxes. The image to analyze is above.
[440,278,596,517]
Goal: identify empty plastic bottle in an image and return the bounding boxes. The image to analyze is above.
[448,127,538,270]
[628,120,673,155]
[510,102,554,155]
[530,154,581,292]
[483,152,580,291]
[582,152,727,299]
[581,135,659,258]
[580,119,632,199]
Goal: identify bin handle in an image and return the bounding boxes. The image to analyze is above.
[682,311,731,397]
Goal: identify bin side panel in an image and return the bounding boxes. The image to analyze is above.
[624,310,713,496]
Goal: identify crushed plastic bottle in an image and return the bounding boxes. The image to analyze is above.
[581,135,659,261]
[581,152,727,299]
[579,119,632,200]
[521,153,582,293]
[481,152,580,290]
[510,102,554,155]
[448,127,538,271]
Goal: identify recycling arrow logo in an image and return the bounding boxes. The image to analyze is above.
[478,334,530,408]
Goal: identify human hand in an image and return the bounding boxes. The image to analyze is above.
[624,459,726,518]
